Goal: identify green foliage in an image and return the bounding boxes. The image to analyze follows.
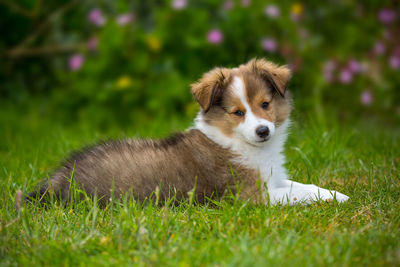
[1,0,400,125]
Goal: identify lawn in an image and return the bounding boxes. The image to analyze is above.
[0,106,399,266]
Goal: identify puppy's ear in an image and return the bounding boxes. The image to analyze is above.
[191,68,231,112]
[249,58,291,97]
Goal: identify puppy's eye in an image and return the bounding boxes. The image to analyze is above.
[234,110,245,116]
[261,102,269,109]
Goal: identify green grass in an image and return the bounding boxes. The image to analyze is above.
[0,107,399,266]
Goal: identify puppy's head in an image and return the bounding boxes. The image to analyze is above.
[192,58,292,146]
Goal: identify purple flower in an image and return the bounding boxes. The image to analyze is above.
[69,54,84,71]
[116,13,134,26]
[264,4,280,18]
[241,0,251,7]
[389,55,400,69]
[347,59,362,73]
[373,41,386,55]
[207,29,224,44]
[171,0,187,10]
[88,9,106,26]
[261,38,277,52]
[322,60,336,83]
[339,69,353,84]
[378,8,397,24]
[360,90,373,106]
[223,0,234,11]
[87,37,98,52]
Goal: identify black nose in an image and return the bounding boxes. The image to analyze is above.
[256,126,270,138]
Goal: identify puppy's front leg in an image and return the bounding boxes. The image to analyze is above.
[268,180,349,205]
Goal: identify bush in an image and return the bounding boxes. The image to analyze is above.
[1,0,399,125]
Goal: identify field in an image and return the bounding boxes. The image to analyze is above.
[1,0,400,265]
[0,106,399,266]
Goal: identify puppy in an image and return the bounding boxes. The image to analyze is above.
[27,58,349,206]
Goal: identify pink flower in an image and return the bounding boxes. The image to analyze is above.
[347,59,362,74]
[172,0,187,10]
[241,0,251,7]
[88,9,106,26]
[87,37,98,52]
[207,29,224,44]
[69,54,84,71]
[378,8,397,24]
[223,0,234,10]
[116,13,134,26]
[322,60,336,83]
[373,41,385,55]
[264,5,280,18]
[339,69,353,84]
[360,90,373,106]
[389,55,400,69]
[261,38,277,52]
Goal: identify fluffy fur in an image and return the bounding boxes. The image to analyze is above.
[27,58,349,206]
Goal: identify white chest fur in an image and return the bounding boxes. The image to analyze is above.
[194,114,290,186]
[194,115,349,205]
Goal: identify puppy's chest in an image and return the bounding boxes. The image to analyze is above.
[231,148,284,183]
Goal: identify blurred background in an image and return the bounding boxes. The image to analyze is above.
[1,0,399,131]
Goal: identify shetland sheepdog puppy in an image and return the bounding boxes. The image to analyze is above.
[27,58,349,206]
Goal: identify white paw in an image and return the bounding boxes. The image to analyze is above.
[268,181,349,205]
[316,188,349,203]
[309,187,349,203]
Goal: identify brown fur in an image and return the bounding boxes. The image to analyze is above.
[245,58,291,97]
[29,130,263,206]
[241,59,292,126]
[28,58,291,206]
[192,58,292,137]
[191,68,232,112]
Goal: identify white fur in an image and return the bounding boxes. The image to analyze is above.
[232,76,275,145]
[194,76,349,205]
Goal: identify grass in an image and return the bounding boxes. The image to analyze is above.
[0,107,399,266]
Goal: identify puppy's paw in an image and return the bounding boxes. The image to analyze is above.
[300,185,350,204]
[321,190,349,203]
[268,182,349,205]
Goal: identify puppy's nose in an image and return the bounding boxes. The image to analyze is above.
[256,126,270,138]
